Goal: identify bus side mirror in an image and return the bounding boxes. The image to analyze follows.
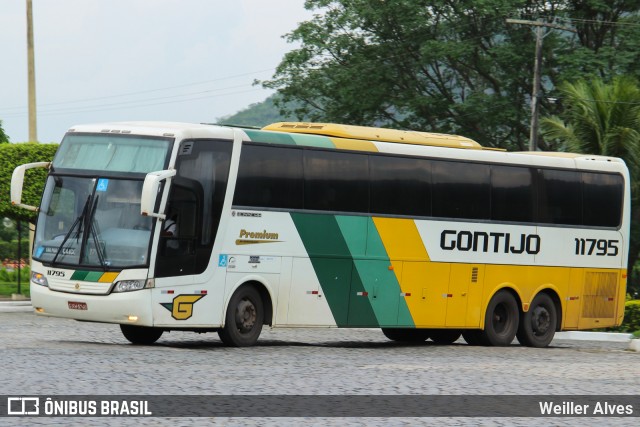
[140,169,176,219]
[11,162,51,211]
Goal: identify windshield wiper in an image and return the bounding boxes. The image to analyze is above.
[51,195,91,264]
[83,194,107,270]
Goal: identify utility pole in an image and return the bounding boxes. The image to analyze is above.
[506,19,575,151]
[26,0,38,142]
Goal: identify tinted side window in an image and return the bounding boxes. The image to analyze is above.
[370,155,431,216]
[583,172,623,227]
[538,169,581,225]
[233,144,303,209]
[304,150,369,213]
[491,166,535,222]
[432,161,490,220]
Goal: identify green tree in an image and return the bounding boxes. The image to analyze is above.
[262,0,640,149]
[540,76,640,289]
[0,143,59,223]
[0,121,9,143]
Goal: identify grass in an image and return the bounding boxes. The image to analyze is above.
[0,281,30,297]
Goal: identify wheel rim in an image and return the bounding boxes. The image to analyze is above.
[531,306,551,336]
[235,298,257,333]
[492,303,510,334]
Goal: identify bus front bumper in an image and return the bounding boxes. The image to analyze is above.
[30,283,154,326]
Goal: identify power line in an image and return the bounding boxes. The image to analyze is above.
[552,16,640,28]
[2,87,265,118]
[0,68,275,113]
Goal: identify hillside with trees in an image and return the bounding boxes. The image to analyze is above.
[217,95,300,128]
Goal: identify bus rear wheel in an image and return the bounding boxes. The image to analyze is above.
[120,325,163,345]
[218,285,264,347]
[516,293,557,348]
[481,290,519,346]
[429,329,462,344]
[381,328,430,343]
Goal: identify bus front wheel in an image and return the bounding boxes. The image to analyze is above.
[120,324,163,345]
[481,290,519,346]
[516,293,557,348]
[218,285,264,347]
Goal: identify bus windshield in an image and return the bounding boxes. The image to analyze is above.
[33,176,154,269]
[53,133,172,173]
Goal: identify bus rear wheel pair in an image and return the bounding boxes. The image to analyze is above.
[462,290,557,348]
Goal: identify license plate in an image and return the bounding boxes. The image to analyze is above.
[68,301,88,310]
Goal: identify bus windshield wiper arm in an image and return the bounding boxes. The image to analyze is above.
[84,195,107,270]
[52,195,91,264]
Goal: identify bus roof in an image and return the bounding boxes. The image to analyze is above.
[262,122,485,150]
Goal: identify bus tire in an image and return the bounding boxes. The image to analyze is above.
[120,325,163,345]
[218,285,264,347]
[481,290,519,346]
[429,329,462,344]
[516,293,557,348]
[381,328,429,343]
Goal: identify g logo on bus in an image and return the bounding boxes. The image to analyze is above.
[160,294,205,320]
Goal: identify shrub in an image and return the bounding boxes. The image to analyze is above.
[621,300,640,333]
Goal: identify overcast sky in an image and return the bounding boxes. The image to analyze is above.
[0,0,314,143]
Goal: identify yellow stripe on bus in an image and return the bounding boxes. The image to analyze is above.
[373,217,451,326]
[330,137,379,152]
[99,272,120,283]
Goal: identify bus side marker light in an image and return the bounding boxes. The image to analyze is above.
[400,293,411,297]
[127,315,138,322]
[357,291,369,297]
[35,307,44,313]
[523,303,530,311]
[306,291,319,295]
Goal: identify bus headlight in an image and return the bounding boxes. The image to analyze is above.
[112,280,146,293]
[31,272,49,287]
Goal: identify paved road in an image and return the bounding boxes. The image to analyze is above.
[0,311,638,426]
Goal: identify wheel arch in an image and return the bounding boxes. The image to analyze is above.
[479,284,523,329]
[223,277,274,327]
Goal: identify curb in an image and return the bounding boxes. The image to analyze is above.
[0,300,33,313]
[553,331,633,343]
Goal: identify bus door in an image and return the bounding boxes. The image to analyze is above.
[152,139,232,325]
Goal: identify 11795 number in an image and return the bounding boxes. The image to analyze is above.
[574,238,619,256]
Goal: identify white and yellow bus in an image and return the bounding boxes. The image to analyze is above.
[11,121,630,347]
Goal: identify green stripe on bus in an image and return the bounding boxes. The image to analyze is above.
[243,129,297,145]
[84,271,104,282]
[292,213,414,328]
[291,212,353,326]
[289,133,335,148]
[337,216,414,327]
[70,271,89,280]
[365,218,414,327]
